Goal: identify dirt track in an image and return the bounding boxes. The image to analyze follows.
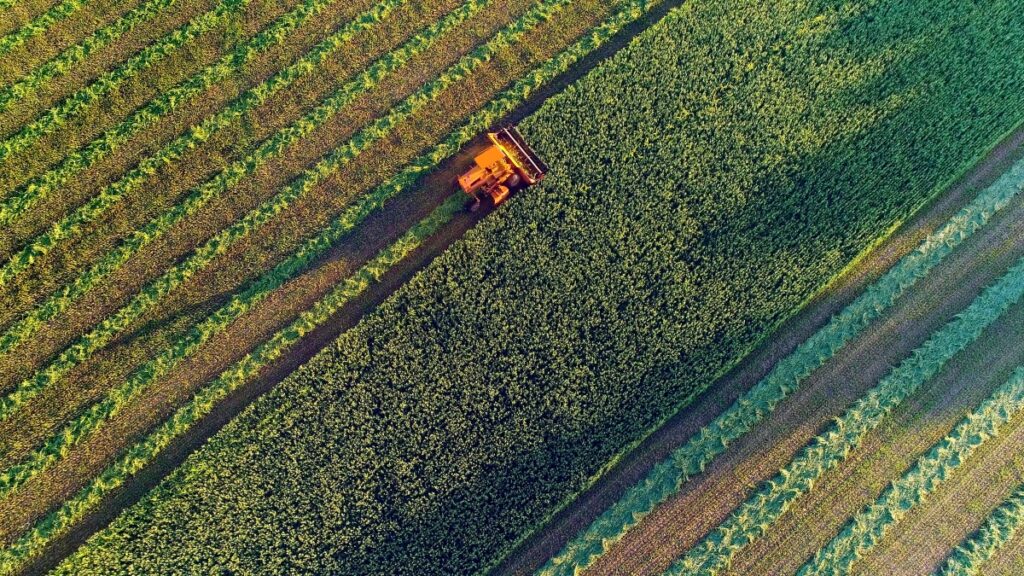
[493,124,1024,575]
[15,0,693,572]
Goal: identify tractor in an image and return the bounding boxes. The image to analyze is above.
[457,125,548,212]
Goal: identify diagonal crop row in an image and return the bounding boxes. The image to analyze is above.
[0,0,94,57]
[0,0,249,160]
[936,482,1024,576]
[798,366,1024,576]
[0,194,464,576]
[0,0,348,227]
[536,156,1024,576]
[0,1,672,565]
[665,253,1024,576]
[0,0,485,421]
[0,0,409,352]
[0,0,571,498]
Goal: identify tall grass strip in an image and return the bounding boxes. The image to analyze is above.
[537,156,1024,576]
[0,0,95,57]
[0,0,346,226]
[0,0,483,421]
[799,366,1024,576]
[665,254,1024,576]
[0,0,570,496]
[0,1,674,566]
[0,0,404,292]
[0,0,249,159]
[936,483,1024,576]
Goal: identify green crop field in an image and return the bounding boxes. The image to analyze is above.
[2,0,1024,573]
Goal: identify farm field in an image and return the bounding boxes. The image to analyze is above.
[3,0,1024,574]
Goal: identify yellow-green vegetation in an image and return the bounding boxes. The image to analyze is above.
[44,0,1024,574]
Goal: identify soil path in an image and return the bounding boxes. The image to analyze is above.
[15,0,694,572]
[496,122,1024,576]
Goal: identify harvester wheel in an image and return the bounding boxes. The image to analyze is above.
[505,173,521,189]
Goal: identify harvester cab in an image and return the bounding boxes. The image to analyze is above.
[457,125,548,212]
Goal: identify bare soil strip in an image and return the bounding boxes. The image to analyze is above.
[581,164,1024,575]
[850,375,1024,574]
[10,0,707,571]
[1,0,623,564]
[0,0,513,469]
[725,301,1024,576]
[0,0,375,257]
[494,125,1024,576]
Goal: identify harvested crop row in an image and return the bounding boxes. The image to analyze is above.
[0,0,569,499]
[0,0,406,367]
[798,367,1024,576]
[936,483,1024,576]
[0,194,462,575]
[0,0,94,57]
[44,0,1024,573]
[666,256,1024,576]
[0,0,248,161]
[1,0,680,568]
[536,155,1024,576]
[0,0,492,425]
[0,0,347,228]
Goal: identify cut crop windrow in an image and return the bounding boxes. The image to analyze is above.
[0,0,569,497]
[0,0,95,57]
[0,194,464,576]
[0,0,409,353]
[0,0,348,227]
[0,0,482,420]
[0,0,249,160]
[0,0,669,565]
[536,156,1024,576]
[799,366,1024,576]
[663,254,1024,576]
[937,482,1024,576]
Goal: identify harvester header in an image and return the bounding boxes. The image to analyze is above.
[458,125,548,211]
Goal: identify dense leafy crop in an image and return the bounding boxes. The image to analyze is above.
[1,8,661,567]
[45,0,1024,574]
[669,255,1024,576]
[0,0,246,160]
[538,154,1024,576]
[0,0,93,57]
[0,0,347,227]
[0,0,550,490]
[937,482,1024,576]
[799,366,1024,576]
[0,195,464,575]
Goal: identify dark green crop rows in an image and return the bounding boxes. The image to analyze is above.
[57,0,1024,574]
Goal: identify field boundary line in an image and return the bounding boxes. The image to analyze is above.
[798,367,1024,575]
[0,0,248,161]
[0,0,409,364]
[0,0,570,500]
[665,253,1024,576]
[534,157,1024,576]
[0,0,683,567]
[0,0,348,227]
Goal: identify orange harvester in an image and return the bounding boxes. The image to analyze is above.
[457,125,549,211]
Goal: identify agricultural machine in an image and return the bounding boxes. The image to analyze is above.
[457,125,548,211]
